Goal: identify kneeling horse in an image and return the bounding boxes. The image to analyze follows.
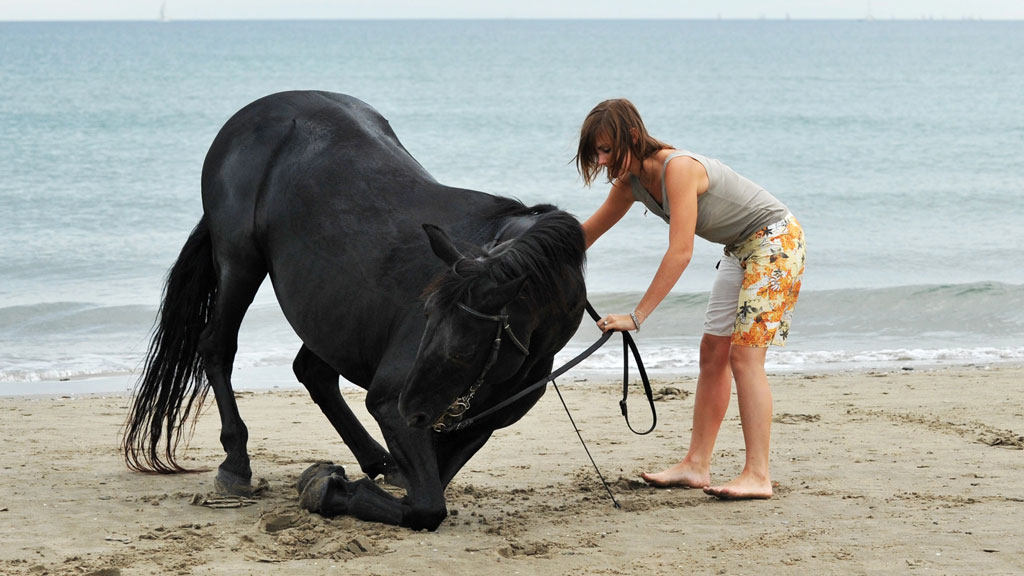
[122,90,587,531]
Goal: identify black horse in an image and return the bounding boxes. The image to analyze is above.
[122,91,587,530]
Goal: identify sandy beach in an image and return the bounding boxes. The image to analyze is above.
[1,365,1022,575]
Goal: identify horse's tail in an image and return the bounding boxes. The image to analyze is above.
[123,216,217,474]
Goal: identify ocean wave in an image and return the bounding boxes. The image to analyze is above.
[552,342,1024,376]
[2,282,1021,386]
[0,339,302,384]
[0,301,156,336]
[586,281,1024,344]
[7,343,1022,387]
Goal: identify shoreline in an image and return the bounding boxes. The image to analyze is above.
[3,359,1023,399]
[1,364,1022,574]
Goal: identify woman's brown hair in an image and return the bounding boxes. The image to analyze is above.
[574,98,671,186]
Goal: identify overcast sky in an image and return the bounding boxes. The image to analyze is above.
[0,0,1020,21]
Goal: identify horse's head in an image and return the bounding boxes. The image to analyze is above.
[399,224,533,431]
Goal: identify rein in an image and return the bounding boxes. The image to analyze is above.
[435,301,657,435]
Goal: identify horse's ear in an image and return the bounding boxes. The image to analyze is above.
[423,224,463,266]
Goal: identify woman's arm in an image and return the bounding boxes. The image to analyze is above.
[598,157,703,332]
[581,179,634,249]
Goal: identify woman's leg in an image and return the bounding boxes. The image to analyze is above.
[694,215,801,499]
[641,333,732,488]
[703,344,773,499]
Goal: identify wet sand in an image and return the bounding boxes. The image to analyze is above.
[1,365,1022,575]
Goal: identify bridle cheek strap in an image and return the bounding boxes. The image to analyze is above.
[431,304,530,432]
[456,303,530,355]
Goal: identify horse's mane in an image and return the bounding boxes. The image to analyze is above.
[427,201,586,311]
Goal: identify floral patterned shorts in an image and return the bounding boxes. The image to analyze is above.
[704,215,806,347]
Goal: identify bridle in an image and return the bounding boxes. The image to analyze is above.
[431,302,530,432]
[430,300,655,512]
[431,300,656,439]
[421,254,655,508]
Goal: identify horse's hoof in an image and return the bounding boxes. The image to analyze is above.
[299,475,332,514]
[215,467,254,497]
[296,461,346,495]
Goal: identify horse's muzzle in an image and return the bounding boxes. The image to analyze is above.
[397,386,436,430]
[403,410,434,430]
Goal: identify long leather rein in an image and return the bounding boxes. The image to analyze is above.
[433,301,657,435]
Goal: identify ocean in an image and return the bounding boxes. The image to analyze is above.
[1,19,1022,394]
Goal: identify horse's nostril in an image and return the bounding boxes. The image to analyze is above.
[406,412,430,429]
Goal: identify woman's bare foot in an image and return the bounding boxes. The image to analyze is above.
[702,472,773,500]
[640,462,710,489]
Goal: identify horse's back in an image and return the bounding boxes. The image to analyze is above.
[197,91,508,382]
[202,90,433,211]
[199,90,459,262]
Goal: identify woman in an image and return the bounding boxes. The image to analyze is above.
[574,98,805,499]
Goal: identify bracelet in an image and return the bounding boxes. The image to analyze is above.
[630,311,641,331]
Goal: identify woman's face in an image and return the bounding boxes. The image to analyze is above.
[595,133,629,180]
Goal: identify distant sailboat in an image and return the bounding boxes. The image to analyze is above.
[863,0,875,21]
[159,1,170,22]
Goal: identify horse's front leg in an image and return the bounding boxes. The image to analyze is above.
[299,384,446,529]
[292,345,401,484]
[296,462,407,526]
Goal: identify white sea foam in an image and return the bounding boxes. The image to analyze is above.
[551,342,1024,377]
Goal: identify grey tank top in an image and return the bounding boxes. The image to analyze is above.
[629,151,789,250]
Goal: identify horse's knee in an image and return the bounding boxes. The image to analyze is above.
[349,477,447,530]
[315,476,425,527]
[403,502,448,531]
[398,486,449,530]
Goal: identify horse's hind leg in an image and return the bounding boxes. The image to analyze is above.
[198,261,266,496]
[292,346,401,485]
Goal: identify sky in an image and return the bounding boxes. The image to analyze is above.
[0,1,1021,21]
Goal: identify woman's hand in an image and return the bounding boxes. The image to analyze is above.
[597,314,639,332]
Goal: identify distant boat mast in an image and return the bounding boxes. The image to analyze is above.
[159,2,170,22]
